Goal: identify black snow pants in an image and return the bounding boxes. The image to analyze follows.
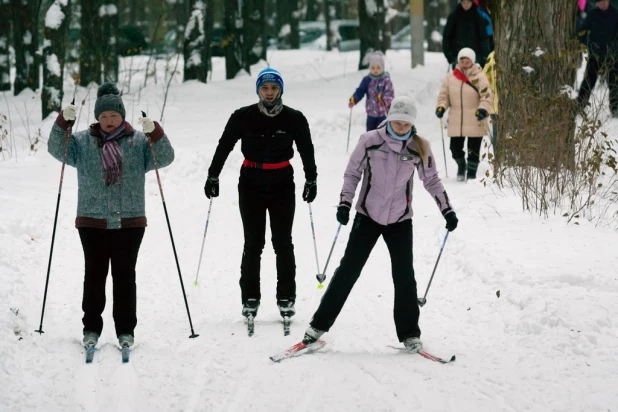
[78,227,145,337]
[310,213,421,341]
[238,166,296,303]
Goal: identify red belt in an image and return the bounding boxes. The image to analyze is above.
[242,159,291,169]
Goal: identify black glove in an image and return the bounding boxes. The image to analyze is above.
[302,180,317,203]
[436,107,445,119]
[204,176,219,199]
[336,202,351,225]
[445,212,458,232]
[476,108,488,121]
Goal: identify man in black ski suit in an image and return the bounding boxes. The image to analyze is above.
[442,0,491,69]
[577,0,618,116]
[204,68,317,321]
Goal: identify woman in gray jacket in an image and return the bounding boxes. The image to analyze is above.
[301,96,458,352]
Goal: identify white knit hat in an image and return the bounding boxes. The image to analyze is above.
[386,96,417,124]
[457,47,476,63]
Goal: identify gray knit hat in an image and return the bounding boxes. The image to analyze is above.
[387,96,417,124]
[94,83,126,120]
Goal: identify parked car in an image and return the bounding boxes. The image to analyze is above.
[274,20,360,51]
[390,22,446,51]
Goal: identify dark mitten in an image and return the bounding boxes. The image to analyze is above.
[445,212,458,232]
[302,180,317,203]
[204,176,219,199]
[475,108,488,121]
[336,202,351,225]
[436,107,445,119]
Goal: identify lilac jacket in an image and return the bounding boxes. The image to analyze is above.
[352,73,394,118]
[340,127,454,225]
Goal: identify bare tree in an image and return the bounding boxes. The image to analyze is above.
[184,0,207,82]
[42,0,71,119]
[358,0,387,70]
[101,0,120,82]
[224,0,266,79]
[11,0,42,95]
[80,0,103,85]
[0,0,10,91]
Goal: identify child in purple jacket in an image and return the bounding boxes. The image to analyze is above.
[301,96,459,353]
[348,51,395,131]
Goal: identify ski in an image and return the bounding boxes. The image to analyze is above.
[270,340,326,363]
[389,346,455,364]
[418,350,456,364]
[283,316,291,336]
[85,343,96,363]
[247,315,255,337]
[121,344,131,363]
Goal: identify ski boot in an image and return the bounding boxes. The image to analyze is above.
[277,299,296,318]
[82,331,99,346]
[455,157,466,182]
[241,299,260,318]
[302,325,325,344]
[118,334,134,348]
[467,159,479,181]
[403,336,423,353]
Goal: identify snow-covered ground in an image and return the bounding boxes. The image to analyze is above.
[1,50,618,412]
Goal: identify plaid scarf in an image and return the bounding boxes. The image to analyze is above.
[100,122,126,186]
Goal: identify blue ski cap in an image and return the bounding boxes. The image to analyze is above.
[256,68,284,96]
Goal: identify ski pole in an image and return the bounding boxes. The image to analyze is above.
[193,198,213,286]
[308,204,321,286]
[440,118,448,178]
[142,111,199,339]
[318,224,342,286]
[35,96,77,335]
[346,107,353,152]
[417,231,449,307]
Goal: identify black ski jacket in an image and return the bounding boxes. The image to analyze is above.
[208,104,317,182]
[442,3,490,67]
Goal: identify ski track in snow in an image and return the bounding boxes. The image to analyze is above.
[2,50,618,411]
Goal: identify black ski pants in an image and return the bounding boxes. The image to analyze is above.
[310,213,420,341]
[78,227,145,337]
[577,56,618,113]
[450,136,483,172]
[238,166,296,303]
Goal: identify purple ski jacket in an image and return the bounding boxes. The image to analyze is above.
[352,73,394,118]
[340,126,454,225]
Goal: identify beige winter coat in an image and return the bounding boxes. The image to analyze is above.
[437,63,493,137]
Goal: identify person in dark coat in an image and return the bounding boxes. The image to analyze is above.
[577,0,618,116]
[442,0,491,68]
[204,68,318,322]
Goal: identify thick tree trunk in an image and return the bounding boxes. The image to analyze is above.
[101,1,119,82]
[325,0,333,51]
[42,0,71,119]
[224,0,245,79]
[184,0,207,82]
[425,0,444,52]
[11,0,41,95]
[358,0,387,70]
[489,0,578,169]
[243,0,266,68]
[0,0,11,91]
[80,0,103,86]
[306,0,321,21]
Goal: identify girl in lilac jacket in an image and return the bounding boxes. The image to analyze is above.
[301,96,459,352]
[348,51,395,131]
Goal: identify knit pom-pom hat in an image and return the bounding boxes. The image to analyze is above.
[94,83,126,120]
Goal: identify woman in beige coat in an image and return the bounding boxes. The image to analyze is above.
[436,47,493,181]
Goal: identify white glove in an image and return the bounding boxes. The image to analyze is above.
[138,117,155,134]
[62,104,78,121]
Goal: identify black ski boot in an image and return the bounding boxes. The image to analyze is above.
[467,159,479,180]
[277,299,296,318]
[455,157,466,182]
[241,298,260,318]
